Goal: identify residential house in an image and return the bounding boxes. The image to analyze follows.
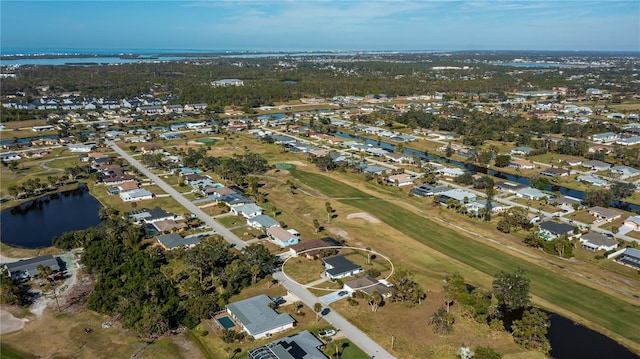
[226,294,295,339]
[205,186,237,198]
[588,145,613,154]
[343,274,392,297]
[159,132,181,140]
[384,152,414,163]
[588,206,623,223]
[0,152,21,161]
[4,254,62,281]
[614,248,640,270]
[119,188,154,202]
[184,103,208,111]
[212,79,244,87]
[516,187,548,201]
[623,216,640,231]
[510,146,534,156]
[129,208,179,224]
[560,158,582,167]
[589,132,618,143]
[610,166,640,179]
[247,330,326,359]
[231,203,263,218]
[439,189,477,204]
[579,233,618,252]
[577,174,608,187]
[68,143,96,153]
[387,173,414,187]
[540,167,570,177]
[582,160,612,171]
[495,181,528,194]
[156,233,200,250]
[219,193,254,207]
[465,200,510,216]
[363,165,391,175]
[153,220,188,233]
[322,256,362,280]
[436,167,466,178]
[267,226,300,247]
[548,197,582,210]
[247,215,280,230]
[538,221,576,240]
[411,184,449,197]
[616,136,640,146]
[509,159,535,170]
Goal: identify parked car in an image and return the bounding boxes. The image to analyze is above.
[318,329,336,338]
[337,290,349,297]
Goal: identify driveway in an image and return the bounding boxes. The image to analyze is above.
[319,289,353,305]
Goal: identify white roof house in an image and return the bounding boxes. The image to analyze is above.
[231,203,263,218]
[119,188,154,202]
[579,233,618,252]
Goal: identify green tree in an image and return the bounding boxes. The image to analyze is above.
[610,181,636,199]
[325,202,333,223]
[492,268,530,311]
[474,346,502,359]
[511,308,551,354]
[494,155,511,168]
[313,302,323,323]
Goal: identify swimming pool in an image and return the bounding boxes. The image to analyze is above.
[217,315,236,329]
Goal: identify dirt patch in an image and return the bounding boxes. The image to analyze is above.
[275,169,290,176]
[187,141,205,146]
[0,309,28,334]
[58,271,94,313]
[326,226,353,241]
[346,212,381,224]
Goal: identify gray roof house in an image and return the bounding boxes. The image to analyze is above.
[516,187,548,200]
[247,215,280,230]
[343,274,392,297]
[582,160,612,171]
[579,233,618,252]
[231,203,263,218]
[4,254,62,281]
[577,174,608,187]
[247,330,327,359]
[156,233,201,250]
[226,294,296,339]
[588,206,623,223]
[323,256,362,280]
[538,221,576,239]
[614,248,640,270]
[610,165,640,178]
[510,146,534,155]
[438,189,477,204]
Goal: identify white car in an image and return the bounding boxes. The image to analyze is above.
[318,329,337,338]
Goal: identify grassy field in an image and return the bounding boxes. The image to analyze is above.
[289,167,640,353]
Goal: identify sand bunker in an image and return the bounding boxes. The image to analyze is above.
[346,212,381,224]
[0,310,28,334]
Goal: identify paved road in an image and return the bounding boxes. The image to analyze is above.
[108,140,393,357]
[273,271,395,359]
[107,141,247,249]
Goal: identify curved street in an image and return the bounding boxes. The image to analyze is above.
[107,140,395,358]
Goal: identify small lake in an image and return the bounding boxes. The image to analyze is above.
[0,185,102,248]
[547,313,638,359]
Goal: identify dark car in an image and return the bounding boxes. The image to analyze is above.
[338,290,349,296]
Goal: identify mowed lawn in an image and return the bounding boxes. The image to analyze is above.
[290,168,640,349]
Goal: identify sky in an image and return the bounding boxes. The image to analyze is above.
[1,1,639,53]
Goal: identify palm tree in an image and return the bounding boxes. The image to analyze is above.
[429,306,455,334]
[313,302,323,323]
